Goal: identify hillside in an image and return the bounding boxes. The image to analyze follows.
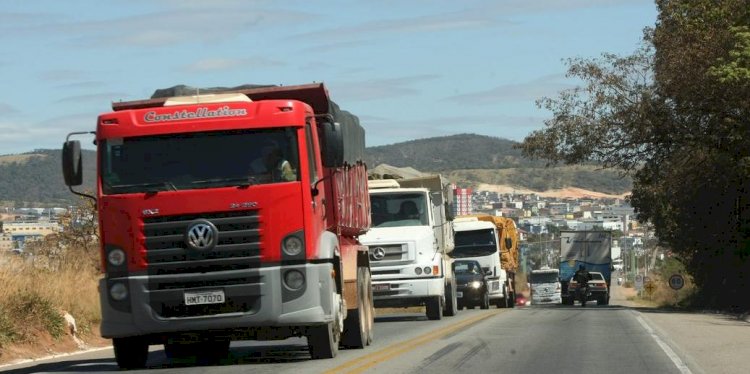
[0,134,631,205]
[364,134,631,194]
[366,133,543,170]
[0,149,96,207]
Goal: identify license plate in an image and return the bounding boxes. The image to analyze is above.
[184,290,225,305]
[373,284,390,292]
[456,291,463,298]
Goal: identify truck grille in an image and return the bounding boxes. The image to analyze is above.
[369,244,407,263]
[142,210,262,317]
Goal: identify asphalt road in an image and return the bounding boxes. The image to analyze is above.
[1,300,695,374]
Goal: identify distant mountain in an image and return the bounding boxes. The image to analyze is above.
[0,149,96,207]
[0,134,631,205]
[364,134,631,194]
[365,133,542,170]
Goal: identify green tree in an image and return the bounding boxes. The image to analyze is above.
[520,0,750,310]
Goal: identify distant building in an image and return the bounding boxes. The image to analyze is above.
[452,186,473,216]
[1,221,61,252]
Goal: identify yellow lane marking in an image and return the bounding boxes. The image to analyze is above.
[326,309,503,374]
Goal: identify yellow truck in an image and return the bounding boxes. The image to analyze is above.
[450,214,520,308]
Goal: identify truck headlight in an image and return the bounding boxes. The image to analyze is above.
[109,282,128,301]
[424,266,431,274]
[282,235,304,257]
[107,248,126,267]
[283,269,305,290]
[415,267,423,275]
[470,281,482,289]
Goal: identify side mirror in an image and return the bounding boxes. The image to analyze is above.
[62,140,83,186]
[505,237,513,250]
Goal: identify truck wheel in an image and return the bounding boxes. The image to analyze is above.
[443,277,458,317]
[364,267,374,345]
[426,296,443,320]
[480,290,490,310]
[342,266,372,348]
[508,292,516,308]
[496,286,509,308]
[113,336,149,369]
[308,291,342,359]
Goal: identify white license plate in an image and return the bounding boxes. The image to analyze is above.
[184,290,225,305]
[456,291,463,298]
[373,284,390,292]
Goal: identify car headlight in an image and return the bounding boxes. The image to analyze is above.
[470,281,482,289]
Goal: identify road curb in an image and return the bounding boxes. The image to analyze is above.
[0,345,112,370]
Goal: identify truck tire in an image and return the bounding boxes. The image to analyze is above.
[426,296,443,320]
[508,292,516,308]
[496,286,509,308]
[480,290,490,309]
[443,277,458,317]
[308,290,342,359]
[342,266,373,348]
[113,336,149,369]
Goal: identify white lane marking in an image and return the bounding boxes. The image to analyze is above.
[635,314,692,374]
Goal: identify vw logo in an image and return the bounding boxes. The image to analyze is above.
[185,220,217,250]
[371,247,386,261]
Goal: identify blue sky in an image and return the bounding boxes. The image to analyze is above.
[0,0,656,155]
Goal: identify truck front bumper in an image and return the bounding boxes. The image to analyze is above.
[371,277,444,308]
[99,263,335,339]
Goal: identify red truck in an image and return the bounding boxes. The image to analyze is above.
[62,83,374,368]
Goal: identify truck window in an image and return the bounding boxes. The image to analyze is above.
[452,229,497,258]
[530,272,559,284]
[370,193,428,227]
[100,128,299,194]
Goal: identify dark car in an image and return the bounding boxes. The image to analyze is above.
[453,260,490,309]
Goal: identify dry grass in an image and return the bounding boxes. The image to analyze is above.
[0,251,101,362]
[0,153,46,165]
[625,274,695,308]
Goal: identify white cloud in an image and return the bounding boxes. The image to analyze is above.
[0,5,315,47]
[38,69,88,83]
[445,74,575,104]
[181,57,284,73]
[329,74,441,101]
[0,103,19,115]
[293,12,507,41]
[55,92,132,104]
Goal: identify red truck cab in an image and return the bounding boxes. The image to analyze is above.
[62,83,373,368]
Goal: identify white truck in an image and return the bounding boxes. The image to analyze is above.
[359,175,457,320]
[450,216,516,308]
[529,267,562,305]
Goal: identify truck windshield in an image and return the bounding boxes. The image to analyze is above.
[451,229,497,257]
[100,128,299,194]
[370,193,429,227]
[530,272,559,284]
